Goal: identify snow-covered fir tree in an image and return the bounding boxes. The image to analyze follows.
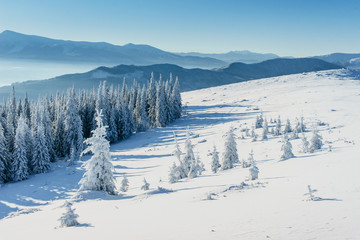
[221,126,239,170]
[31,123,51,174]
[79,110,116,195]
[64,88,83,159]
[295,117,306,133]
[155,80,167,127]
[188,155,205,179]
[248,151,259,180]
[261,118,268,140]
[210,145,221,173]
[255,113,263,128]
[0,124,11,183]
[141,178,150,191]
[301,133,310,153]
[147,73,157,126]
[11,115,30,181]
[280,134,294,161]
[120,175,129,192]
[168,162,180,184]
[251,126,257,142]
[58,201,79,227]
[274,116,282,136]
[283,118,292,134]
[309,129,323,151]
[171,77,182,120]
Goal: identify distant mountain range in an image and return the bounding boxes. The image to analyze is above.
[177,51,279,64]
[0,58,341,100]
[0,30,226,69]
[313,53,360,69]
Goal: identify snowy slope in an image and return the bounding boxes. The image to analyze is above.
[1,69,360,239]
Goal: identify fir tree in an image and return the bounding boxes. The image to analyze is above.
[58,201,79,227]
[283,118,292,134]
[11,115,30,181]
[79,110,116,195]
[280,134,294,161]
[261,118,268,140]
[31,124,51,174]
[221,127,239,170]
[0,124,11,183]
[310,130,323,151]
[171,77,182,120]
[155,81,167,127]
[301,133,310,153]
[141,178,150,191]
[120,175,129,192]
[64,88,83,158]
[210,145,221,173]
[147,73,157,126]
[274,116,282,136]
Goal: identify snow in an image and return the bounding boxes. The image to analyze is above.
[1,69,360,239]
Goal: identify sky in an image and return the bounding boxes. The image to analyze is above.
[0,0,359,57]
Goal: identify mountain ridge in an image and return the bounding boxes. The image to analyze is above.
[0,58,341,100]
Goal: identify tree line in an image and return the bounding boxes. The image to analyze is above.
[0,73,182,184]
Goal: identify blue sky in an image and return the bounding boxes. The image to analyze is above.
[0,0,359,57]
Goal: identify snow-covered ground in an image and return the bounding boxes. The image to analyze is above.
[1,69,359,239]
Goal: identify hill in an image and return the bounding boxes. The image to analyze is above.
[1,69,359,239]
[0,58,341,99]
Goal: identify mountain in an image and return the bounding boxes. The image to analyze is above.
[313,53,360,69]
[0,58,341,99]
[177,50,279,64]
[0,30,226,69]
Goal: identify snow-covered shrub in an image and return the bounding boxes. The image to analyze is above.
[141,178,150,191]
[58,201,79,227]
[79,109,116,195]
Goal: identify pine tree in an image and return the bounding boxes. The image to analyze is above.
[64,88,83,158]
[301,133,310,153]
[168,162,180,184]
[53,104,66,157]
[31,124,51,174]
[171,77,182,120]
[274,116,282,136]
[295,117,306,133]
[0,124,10,183]
[221,127,239,170]
[79,110,116,195]
[280,134,294,161]
[261,118,268,140]
[11,115,30,181]
[141,178,150,191]
[58,201,79,227]
[188,155,204,179]
[120,175,129,192]
[183,127,196,175]
[283,118,292,134]
[309,130,323,151]
[155,81,167,127]
[147,73,157,126]
[249,162,259,180]
[210,145,221,173]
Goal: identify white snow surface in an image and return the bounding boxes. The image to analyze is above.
[1,69,360,239]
